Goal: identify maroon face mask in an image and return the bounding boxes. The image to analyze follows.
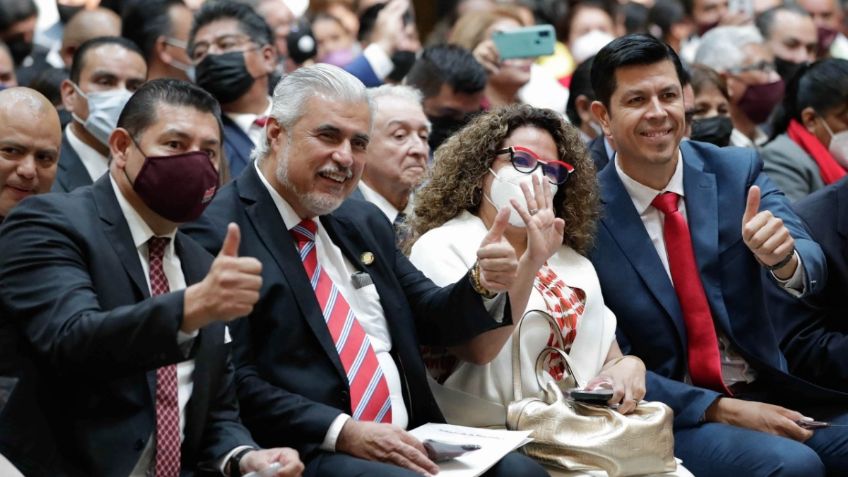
[126,140,219,223]
[737,78,785,124]
[817,26,839,56]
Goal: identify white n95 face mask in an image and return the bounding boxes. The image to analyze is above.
[485,166,557,228]
[820,118,848,169]
[72,84,134,146]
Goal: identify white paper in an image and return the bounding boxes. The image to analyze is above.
[408,423,533,477]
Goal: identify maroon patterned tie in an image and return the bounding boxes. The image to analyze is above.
[148,237,181,477]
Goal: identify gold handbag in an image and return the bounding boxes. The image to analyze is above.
[506,310,677,477]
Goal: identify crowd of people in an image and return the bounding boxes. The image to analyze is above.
[0,0,847,476]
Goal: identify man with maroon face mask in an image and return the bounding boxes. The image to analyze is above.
[796,0,848,59]
[0,79,304,477]
[695,25,784,148]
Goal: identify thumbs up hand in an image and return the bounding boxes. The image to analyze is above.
[475,207,518,293]
[741,186,798,279]
[183,223,263,332]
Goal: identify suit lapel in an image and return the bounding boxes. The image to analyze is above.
[679,144,729,332]
[598,160,687,343]
[55,135,93,191]
[93,175,149,298]
[238,167,348,381]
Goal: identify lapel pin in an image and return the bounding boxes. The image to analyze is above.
[360,251,375,265]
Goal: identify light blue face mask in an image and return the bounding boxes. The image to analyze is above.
[71,83,134,146]
[163,37,197,82]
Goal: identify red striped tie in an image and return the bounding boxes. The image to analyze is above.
[652,193,732,395]
[148,237,181,477]
[290,220,393,423]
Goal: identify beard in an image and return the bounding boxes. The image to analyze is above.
[275,143,351,217]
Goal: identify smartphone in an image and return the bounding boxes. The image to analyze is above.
[491,24,556,60]
[423,439,481,462]
[570,388,614,405]
[796,419,830,430]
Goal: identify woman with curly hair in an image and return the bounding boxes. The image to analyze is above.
[408,104,648,428]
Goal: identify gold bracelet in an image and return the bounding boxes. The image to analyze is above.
[470,261,498,299]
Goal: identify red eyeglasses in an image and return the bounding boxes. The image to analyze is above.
[495,145,575,185]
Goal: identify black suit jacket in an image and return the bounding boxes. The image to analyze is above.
[52,133,94,193]
[588,135,611,172]
[765,176,848,391]
[183,165,507,458]
[0,176,256,476]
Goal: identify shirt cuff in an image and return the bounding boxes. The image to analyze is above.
[363,43,394,80]
[218,445,256,476]
[770,251,805,297]
[482,293,508,324]
[321,413,351,451]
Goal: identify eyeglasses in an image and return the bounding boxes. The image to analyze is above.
[190,33,259,62]
[728,61,777,75]
[496,146,574,185]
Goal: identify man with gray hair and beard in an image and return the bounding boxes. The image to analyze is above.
[183,63,549,477]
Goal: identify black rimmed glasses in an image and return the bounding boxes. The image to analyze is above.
[495,145,574,185]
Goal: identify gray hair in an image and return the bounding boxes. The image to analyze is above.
[694,26,764,72]
[367,84,424,105]
[253,63,372,162]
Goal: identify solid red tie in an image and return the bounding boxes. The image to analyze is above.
[290,220,393,423]
[148,237,181,477]
[651,192,731,395]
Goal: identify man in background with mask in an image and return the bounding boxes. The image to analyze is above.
[189,0,277,179]
[54,37,146,193]
[348,0,421,87]
[0,0,51,87]
[756,6,818,83]
[0,78,304,477]
[351,85,429,244]
[695,25,783,148]
[797,0,848,59]
[0,42,16,89]
[122,0,195,82]
[404,44,486,152]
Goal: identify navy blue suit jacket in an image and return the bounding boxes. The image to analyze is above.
[765,176,848,391]
[589,141,843,429]
[222,115,254,179]
[51,134,93,193]
[182,165,508,458]
[0,177,255,476]
[344,54,382,87]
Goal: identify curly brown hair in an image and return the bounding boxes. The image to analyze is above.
[411,104,600,255]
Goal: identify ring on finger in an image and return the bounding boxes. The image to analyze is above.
[529,209,538,215]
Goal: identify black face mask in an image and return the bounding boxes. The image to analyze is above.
[6,36,33,65]
[57,4,84,23]
[690,115,733,147]
[387,50,416,83]
[428,112,480,151]
[195,51,255,104]
[774,57,807,83]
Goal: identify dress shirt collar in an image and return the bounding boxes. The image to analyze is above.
[109,174,177,251]
[66,124,109,180]
[253,160,305,230]
[357,181,411,223]
[226,97,273,135]
[730,127,768,148]
[614,149,685,215]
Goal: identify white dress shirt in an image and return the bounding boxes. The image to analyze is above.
[254,162,409,449]
[730,127,768,149]
[110,177,198,477]
[225,97,273,148]
[66,125,109,182]
[613,150,804,386]
[357,181,412,224]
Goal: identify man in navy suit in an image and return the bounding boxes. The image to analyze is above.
[189,1,276,178]
[587,34,848,476]
[764,177,848,392]
[183,63,548,477]
[0,79,302,477]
